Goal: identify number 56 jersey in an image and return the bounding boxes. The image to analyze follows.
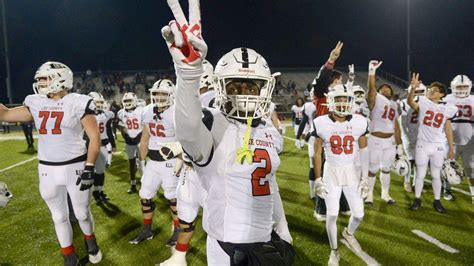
[314,114,368,167]
[23,93,95,163]
[141,104,177,149]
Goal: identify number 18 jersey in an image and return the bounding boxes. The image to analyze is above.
[314,114,368,167]
[23,93,95,163]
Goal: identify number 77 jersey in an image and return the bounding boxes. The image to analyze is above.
[417,96,458,143]
[23,93,95,163]
[313,114,368,166]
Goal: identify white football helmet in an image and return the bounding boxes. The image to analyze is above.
[352,85,366,104]
[200,60,216,90]
[149,79,175,108]
[88,92,105,111]
[122,92,138,110]
[0,181,13,207]
[137,99,147,108]
[450,74,472,98]
[327,84,354,116]
[214,48,279,119]
[441,160,464,185]
[406,83,427,97]
[103,101,110,111]
[32,61,73,96]
[392,157,410,177]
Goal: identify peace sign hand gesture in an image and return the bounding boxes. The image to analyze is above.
[161,0,207,69]
[328,41,344,64]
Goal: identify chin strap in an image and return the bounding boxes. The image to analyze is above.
[236,117,254,165]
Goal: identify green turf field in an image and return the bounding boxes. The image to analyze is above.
[1,129,473,265]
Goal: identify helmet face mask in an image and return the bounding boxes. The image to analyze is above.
[327,85,354,117]
[451,75,472,98]
[32,61,73,96]
[352,85,366,104]
[200,60,216,91]
[149,79,175,109]
[214,48,276,120]
[122,92,138,110]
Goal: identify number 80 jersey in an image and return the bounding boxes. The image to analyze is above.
[23,93,95,163]
[314,114,368,166]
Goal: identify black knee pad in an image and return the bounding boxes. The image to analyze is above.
[178,218,197,233]
[141,199,155,213]
[309,168,316,181]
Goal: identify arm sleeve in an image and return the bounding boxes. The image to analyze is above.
[106,119,116,148]
[313,62,334,98]
[174,66,214,164]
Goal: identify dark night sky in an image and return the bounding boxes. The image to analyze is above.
[0,0,473,103]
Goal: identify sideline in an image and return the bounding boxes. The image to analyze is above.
[0,156,38,173]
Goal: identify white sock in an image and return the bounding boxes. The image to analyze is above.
[430,166,442,200]
[309,180,315,198]
[347,216,363,235]
[326,215,338,250]
[415,165,428,198]
[380,172,391,196]
[368,176,376,195]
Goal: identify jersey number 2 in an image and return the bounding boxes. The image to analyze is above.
[251,149,271,196]
[38,111,64,135]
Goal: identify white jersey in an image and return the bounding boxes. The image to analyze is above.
[443,94,474,145]
[291,104,304,125]
[196,109,283,243]
[314,114,368,167]
[141,104,177,150]
[303,101,316,132]
[417,96,458,143]
[117,107,144,138]
[199,90,216,108]
[352,101,369,118]
[24,93,95,162]
[400,99,419,144]
[95,111,113,140]
[369,93,400,133]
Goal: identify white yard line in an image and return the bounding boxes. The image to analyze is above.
[423,179,470,196]
[0,156,38,173]
[411,230,459,253]
[0,135,38,141]
[340,239,380,266]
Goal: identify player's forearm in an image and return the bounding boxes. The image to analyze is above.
[139,132,149,161]
[367,75,376,110]
[313,63,333,97]
[394,122,402,145]
[407,86,418,111]
[86,135,100,165]
[174,66,213,162]
[359,147,369,178]
[445,121,455,150]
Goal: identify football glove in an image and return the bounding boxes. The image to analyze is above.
[368,60,383,75]
[358,177,369,199]
[159,142,183,160]
[76,165,94,191]
[348,64,355,80]
[315,178,328,199]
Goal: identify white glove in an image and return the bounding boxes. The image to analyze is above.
[161,0,207,70]
[295,139,302,149]
[315,178,328,199]
[173,157,184,177]
[348,64,355,80]
[299,140,306,149]
[358,177,369,199]
[368,60,383,75]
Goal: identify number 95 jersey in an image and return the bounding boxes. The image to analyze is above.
[23,93,95,163]
[314,114,368,167]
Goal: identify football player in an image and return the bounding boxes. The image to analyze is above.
[313,85,369,265]
[128,79,181,247]
[161,1,294,263]
[102,100,116,167]
[0,62,102,264]
[407,74,457,213]
[352,85,370,118]
[88,92,116,202]
[366,60,403,205]
[117,92,144,193]
[399,84,426,192]
[443,74,474,203]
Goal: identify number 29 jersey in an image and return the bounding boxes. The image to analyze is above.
[314,114,368,167]
[417,96,458,143]
[23,93,95,163]
[141,104,177,150]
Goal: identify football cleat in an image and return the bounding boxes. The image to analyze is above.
[313,210,326,222]
[403,182,413,193]
[342,228,362,253]
[166,227,180,247]
[160,249,187,266]
[63,252,79,266]
[381,193,395,204]
[409,198,421,211]
[443,188,455,201]
[127,186,138,194]
[433,200,446,214]
[129,229,153,245]
[85,237,103,264]
[92,191,102,203]
[328,250,340,266]
[99,191,109,202]
[364,193,374,206]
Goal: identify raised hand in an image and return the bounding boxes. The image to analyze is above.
[410,72,421,90]
[162,0,207,68]
[368,60,383,75]
[328,41,344,64]
[348,64,355,80]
